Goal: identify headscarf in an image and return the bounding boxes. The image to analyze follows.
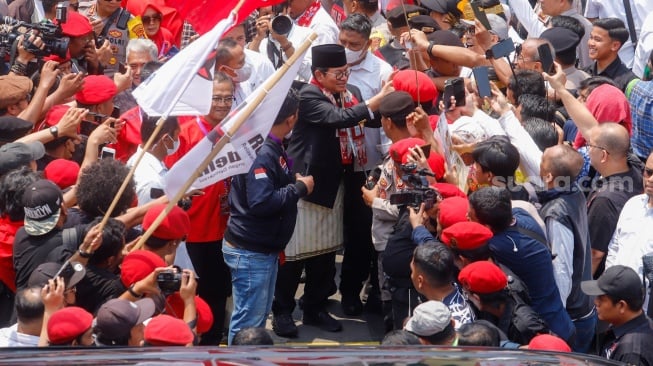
[573,84,632,149]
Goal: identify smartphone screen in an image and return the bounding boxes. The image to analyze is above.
[118,62,127,74]
[473,66,492,98]
[537,43,554,74]
[420,144,432,159]
[490,38,515,59]
[100,147,115,159]
[471,1,492,31]
[444,78,466,109]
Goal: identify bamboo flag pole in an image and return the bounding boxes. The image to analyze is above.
[96,0,248,232]
[131,32,318,251]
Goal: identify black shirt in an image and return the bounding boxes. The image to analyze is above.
[585,57,637,92]
[76,265,125,314]
[13,224,87,290]
[587,164,644,278]
[601,312,653,365]
[382,207,415,286]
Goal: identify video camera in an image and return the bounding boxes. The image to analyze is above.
[389,163,440,210]
[0,7,70,59]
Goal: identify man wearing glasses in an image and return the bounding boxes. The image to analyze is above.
[164,72,235,345]
[271,44,393,337]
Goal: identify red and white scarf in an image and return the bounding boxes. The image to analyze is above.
[296,0,322,27]
[310,78,367,166]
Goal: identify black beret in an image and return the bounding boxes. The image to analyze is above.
[0,116,33,142]
[386,5,428,28]
[420,0,462,17]
[379,91,415,117]
[312,44,347,68]
[409,15,441,33]
[540,27,580,54]
[427,30,464,47]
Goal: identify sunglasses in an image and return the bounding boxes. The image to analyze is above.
[645,167,653,177]
[142,14,162,24]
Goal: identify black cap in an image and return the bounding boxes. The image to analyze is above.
[540,27,580,54]
[386,5,428,28]
[420,0,462,17]
[28,261,86,289]
[22,179,63,236]
[312,44,347,69]
[581,265,643,306]
[379,91,415,118]
[0,117,33,143]
[427,30,464,47]
[409,15,441,33]
[0,142,45,177]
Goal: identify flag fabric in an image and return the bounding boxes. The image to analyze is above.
[132,16,233,117]
[163,44,307,199]
[166,0,286,35]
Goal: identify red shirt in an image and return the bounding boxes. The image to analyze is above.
[0,216,22,292]
[164,116,229,243]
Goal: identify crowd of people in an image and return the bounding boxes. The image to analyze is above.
[0,0,652,361]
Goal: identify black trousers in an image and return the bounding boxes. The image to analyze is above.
[0,282,15,328]
[339,169,376,297]
[272,251,337,315]
[186,240,232,345]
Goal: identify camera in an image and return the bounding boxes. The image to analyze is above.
[271,15,292,36]
[157,268,182,294]
[0,16,70,58]
[389,163,439,210]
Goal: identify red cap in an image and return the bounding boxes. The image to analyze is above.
[389,138,426,164]
[393,70,438,104]
[458,261,507,294]
[44,159,80,190]
[165,293,214,334]
[40,104,71,129]
[427,152,445,180]
[142,204,190,241]
[47,306,93,345]
[75,75,117,105]
[144,314,194,346]
[431,182,466,199]
[60,11,93,37]
[441,221,493,250]
[43,50,71,63]
[437,197,469,230]
[528,334,571,352]
[120,249,166,287]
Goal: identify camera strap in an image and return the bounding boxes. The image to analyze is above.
[99,9,122,42]
[266,39,283,68]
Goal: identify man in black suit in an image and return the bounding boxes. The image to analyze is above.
[271,44,393,337]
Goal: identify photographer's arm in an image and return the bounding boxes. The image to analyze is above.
[18,61,60,124]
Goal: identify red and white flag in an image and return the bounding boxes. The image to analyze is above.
[163,43,307,198]
[167,0,286,35]
[132,16,234,117]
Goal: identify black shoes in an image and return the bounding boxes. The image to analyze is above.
[272,313,298,338]
[341,295,364,316]
[302,310,342,332]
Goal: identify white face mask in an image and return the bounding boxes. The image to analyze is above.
[164,135,180,155]
[344,47,366,64]
[231,64,252,83]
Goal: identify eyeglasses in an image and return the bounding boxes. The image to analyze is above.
[212,95,236,104]
[586,142,610,154]
[325,69,351,80]
[644,167,653,177]
[142,14,162,24]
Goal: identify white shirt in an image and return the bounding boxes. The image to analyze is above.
[509,0,593,68]
[299,6,339,46]
[127,146,167,205]
[348,51,393,171]
[256,24,314,81]
[606,194,653,278]
[0,324,39,347]
[633,11,653,78]
[584,0,647,68]
[497,110,543,185]
[244,48,275,92]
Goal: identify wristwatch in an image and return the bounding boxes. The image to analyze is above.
[49,126,59,139]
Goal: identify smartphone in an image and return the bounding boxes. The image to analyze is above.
[470,1,492,31]
[118,62,127,74]
[100,146,116,159]
[80,120,99,136]
[419,143,431,159]
[473,66,492,98]
[165,45,180,58]
[490,38,515,59]
[443,77,466,109]
[537,43,554,74]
